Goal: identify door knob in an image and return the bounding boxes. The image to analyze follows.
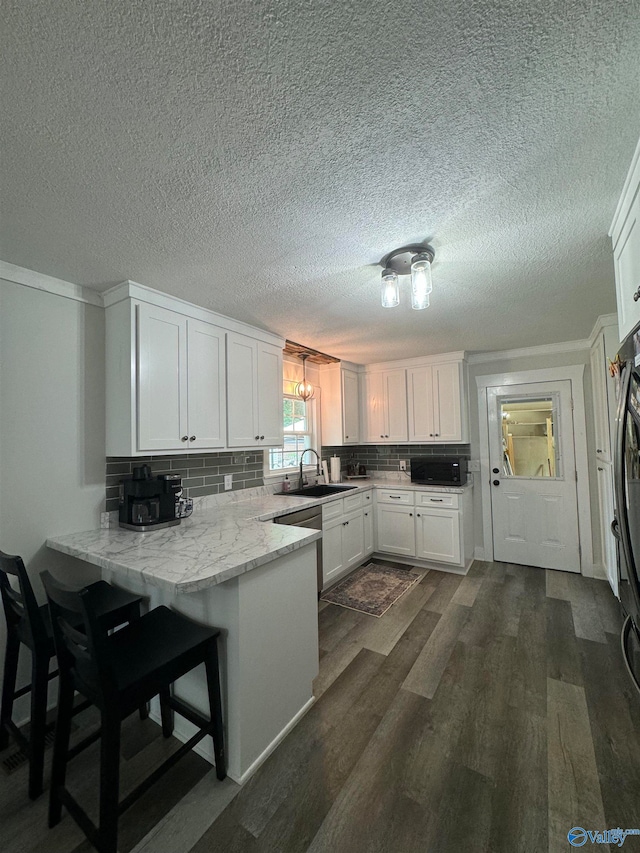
[492,467,499,474]
[492,480,500,486]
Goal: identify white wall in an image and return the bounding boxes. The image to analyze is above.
[468,348,600,573]
[0,280,105,716]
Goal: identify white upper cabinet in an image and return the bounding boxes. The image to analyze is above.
[105,282,283,456]
[611,137,640,342]
[137,303,189,452]
[358,354,467,446]
[407,360,465,443]
[227,332,283,447]
[361,369,408,443]
[137,304,225,452]
[318,364,360,445]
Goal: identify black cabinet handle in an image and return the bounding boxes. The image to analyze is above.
[409,512,413,517]
[492,467,499,474]
[430,498,444,502]
[190,435,196,441]
[389,495,401,499]
[493,480,500,486]
[416,513,421,517]
[255,435,260,440]
[181,435,188,442]
[260,435,265,440]
[634,288,640,302]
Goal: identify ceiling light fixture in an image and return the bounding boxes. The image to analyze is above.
[295,353,315,401]
[380,245,435,310]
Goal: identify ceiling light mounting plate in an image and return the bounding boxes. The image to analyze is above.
[381,244,434,276]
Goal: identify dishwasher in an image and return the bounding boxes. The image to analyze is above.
[274,506,322,595]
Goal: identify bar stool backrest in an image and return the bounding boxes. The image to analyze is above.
[40,571,118,706]
[0,550,48,651]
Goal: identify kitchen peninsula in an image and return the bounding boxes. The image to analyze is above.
[47,501,322,784]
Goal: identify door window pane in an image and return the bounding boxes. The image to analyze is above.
[499,396,558,478]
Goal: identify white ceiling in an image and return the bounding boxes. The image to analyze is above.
[2,1,639,363]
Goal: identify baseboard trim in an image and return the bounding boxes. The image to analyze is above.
[150,694,316,785]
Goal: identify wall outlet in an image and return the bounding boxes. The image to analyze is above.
[467,459,480,472]
[399,460,407,472]
[224,473,233,490]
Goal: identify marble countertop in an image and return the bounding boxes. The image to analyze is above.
[46,477,472,595]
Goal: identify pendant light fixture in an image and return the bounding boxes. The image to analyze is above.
[295,353,315,401]
[379,245,435,309]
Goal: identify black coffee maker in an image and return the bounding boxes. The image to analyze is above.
[118,465,183,531]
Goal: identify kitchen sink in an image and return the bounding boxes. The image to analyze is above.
[278,484,358,497]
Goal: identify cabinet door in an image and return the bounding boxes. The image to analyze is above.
[187,319,226,449]
[342,510,365,569]
[342,369,360,443]
[376,504,416,557]
[407,366,435,442]
[432,362,462,442]
[415,507,461,565]
[361,372,386,442]
[322,517,345,586]
[226,333,259,446]
[137,303,188,451]
[615,193,640,342]
[590,332,611,463]
[257,342,283,446]
[363,508,374,555]
[384,370,408,442]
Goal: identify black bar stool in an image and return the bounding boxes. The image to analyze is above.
[42,570,226,853]
[0,550,144,800]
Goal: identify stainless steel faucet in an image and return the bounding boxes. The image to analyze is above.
[299,449,321,490]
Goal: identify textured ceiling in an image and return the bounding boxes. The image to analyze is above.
[2,0,639,363]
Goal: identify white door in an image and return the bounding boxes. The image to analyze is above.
[376,504,416,557]
[363,508,374,555]
[432,362,462,442]
[342,510,365,569]
[187,319,226,449]
[488,380,580,572]
[342,369,360,443]
[361,372,386,442]
[407,366,434,442]
[257,342,283,446]
[384,370,408,442]
[226,333,259,447]
[415,507,461,565]
[322,517,345,586]
[137,303,188,451]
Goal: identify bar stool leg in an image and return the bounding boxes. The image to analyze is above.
[0,631,20,750]
[49,677,74,828]
[28,652,49,799]
[204,642,226,781]
[99,711,121,853]
[159,688,173,738]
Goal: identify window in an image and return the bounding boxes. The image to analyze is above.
[267,395,317,474]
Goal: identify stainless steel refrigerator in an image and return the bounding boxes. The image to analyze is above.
[613,325,640,690]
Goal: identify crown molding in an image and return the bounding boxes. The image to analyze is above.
[587,313,618,348]
[0,260,103,306]
[468,338,589,365]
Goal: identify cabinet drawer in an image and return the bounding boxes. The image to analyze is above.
[376,489,414,505]
[343,491,364,512]
[415,491,459,509]
[322,498,344,522]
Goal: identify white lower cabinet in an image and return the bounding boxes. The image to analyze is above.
[415,506,461,564]
[363,507,374,555]
[322,493,368,588]
[376,503,416,557]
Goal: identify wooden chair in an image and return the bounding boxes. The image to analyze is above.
[42,570,226,853]
[0,550,143,799]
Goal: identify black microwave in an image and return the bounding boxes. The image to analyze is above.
[410,456,467,487]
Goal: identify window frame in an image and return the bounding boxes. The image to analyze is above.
[264,391,320,481]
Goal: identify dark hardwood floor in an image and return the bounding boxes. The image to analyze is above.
[2,560,640,852]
